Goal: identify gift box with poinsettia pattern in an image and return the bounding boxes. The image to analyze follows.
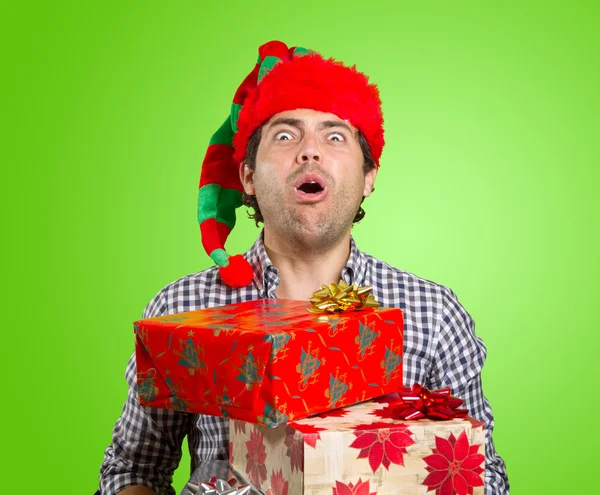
[135,299,404,426]
[229,394,485,495]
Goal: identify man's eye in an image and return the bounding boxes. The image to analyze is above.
[275,131,293,140]
[328,132,345,142]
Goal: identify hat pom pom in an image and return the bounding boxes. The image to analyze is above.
[219,254,254,288]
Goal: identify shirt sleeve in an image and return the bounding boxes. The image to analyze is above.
[427,288,510,495]
[97,289,193,495]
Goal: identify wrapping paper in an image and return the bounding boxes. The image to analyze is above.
[230,394,485,494]
[135,299,404,426]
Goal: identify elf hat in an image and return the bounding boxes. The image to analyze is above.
[198,40,384,288]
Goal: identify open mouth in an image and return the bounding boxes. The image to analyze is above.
[297,181,324,194]
[294,174,328,202]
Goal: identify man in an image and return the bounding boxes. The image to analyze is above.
[97,41,509,494]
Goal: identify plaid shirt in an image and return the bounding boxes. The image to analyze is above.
[98,234,509,494]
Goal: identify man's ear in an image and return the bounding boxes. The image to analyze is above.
[363,167,377,197]
[239,161,256,195]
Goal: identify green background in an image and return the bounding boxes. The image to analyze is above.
[4,1,598,493]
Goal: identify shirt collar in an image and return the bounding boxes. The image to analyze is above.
[243,232,369,297]
[244,231,279,297]
[342,236,368,287]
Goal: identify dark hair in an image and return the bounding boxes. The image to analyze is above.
[242,126,376,226]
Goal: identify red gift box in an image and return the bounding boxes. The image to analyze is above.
[135,299,404,426]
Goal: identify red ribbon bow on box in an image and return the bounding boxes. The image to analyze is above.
[381,383,468,421]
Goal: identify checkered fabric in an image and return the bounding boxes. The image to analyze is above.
[97,233,509,494]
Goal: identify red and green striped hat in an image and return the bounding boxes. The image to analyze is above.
[198,40,384,288]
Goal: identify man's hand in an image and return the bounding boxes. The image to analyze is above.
[117,487,157,495]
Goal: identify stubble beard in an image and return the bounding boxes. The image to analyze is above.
[255,167,364,256]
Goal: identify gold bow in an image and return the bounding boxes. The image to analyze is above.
[309,280,380,314]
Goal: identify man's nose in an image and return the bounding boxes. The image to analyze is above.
[296,134,322,165]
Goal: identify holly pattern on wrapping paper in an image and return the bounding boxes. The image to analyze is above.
[296,341,322,391]
[315,315,345,337]
[262,310,289,318]
[165,376,188,411]
[137,369,158,403]
[154,315,189,323]
[209,322,238,337]
[264,331,291,362]
[380,340,403,385]
[356,321,378,360]
[326,317,342,337]
[173,337,206,375]
[207,306,241,317]
[134,323,150,354]
[325,367,350,409]
[216,386,232,417]
[260,300,285,308]
[235,352,263,391]
[261,319,290,328]
[258,400,289,427]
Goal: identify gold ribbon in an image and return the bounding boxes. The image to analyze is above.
[309,280,380,314]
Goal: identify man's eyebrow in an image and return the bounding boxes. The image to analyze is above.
[267,118,354,134]
[268,118,304,130]
[318,120,353,133]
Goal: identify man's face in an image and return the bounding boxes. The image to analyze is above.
[240,109,376,252]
